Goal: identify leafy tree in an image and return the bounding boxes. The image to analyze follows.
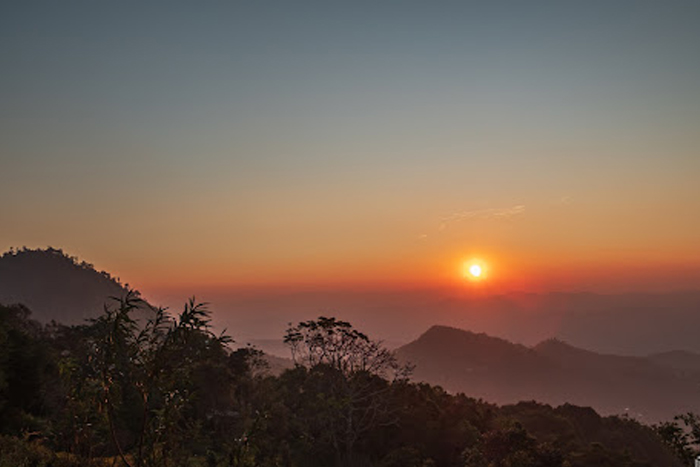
[566,441,640,467]
[380,384,488,466]
[283,317,410,466]
[655,412,700,464]
[463,421,564,467]
[84,291,234,467]
[284,316,405,378]
[0,304,53,435]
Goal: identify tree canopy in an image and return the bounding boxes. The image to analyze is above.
[0,296,686,467]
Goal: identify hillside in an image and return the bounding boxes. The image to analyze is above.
[397,325,700,423]
[0,247,131,324]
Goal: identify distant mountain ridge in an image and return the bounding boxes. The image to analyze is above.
[0,247,131,324]
[179,286,700,357]
[397,325,700,423]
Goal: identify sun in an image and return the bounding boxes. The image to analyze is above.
[461,259,488,282]
[469,264,482,277]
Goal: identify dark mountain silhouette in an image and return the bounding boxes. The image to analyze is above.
[0,247,131,324]
[397,325,700,423]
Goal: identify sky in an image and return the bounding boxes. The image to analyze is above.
[2,1,699,295]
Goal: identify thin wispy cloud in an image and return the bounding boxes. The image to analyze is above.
[439,205,525,231]
[557,196,572,206]
[413,205,527,240]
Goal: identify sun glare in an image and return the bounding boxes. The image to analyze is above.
[461,259,488,282]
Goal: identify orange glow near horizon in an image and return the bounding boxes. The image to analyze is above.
[17,240,700,296]
[120,247,700,295]
[461,258,489,283]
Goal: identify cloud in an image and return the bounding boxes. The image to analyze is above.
[439,205,525,231]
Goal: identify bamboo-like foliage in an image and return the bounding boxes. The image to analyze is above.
[87,291,233,467]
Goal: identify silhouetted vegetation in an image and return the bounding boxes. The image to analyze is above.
[655,413,700,464]
[0,294,685,467]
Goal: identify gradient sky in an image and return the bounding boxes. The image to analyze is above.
[2,1,699,293]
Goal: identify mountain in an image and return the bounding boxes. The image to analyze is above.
[0,247,131,324]
[397,325,700,423]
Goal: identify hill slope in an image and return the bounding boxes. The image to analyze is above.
[0,247,131,324]
[397,325,700,423]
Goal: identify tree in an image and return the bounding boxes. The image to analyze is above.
[284,316,405,379]
[0,304,52,435]
[283,317,410,466]
[85,291,234,467]
[463,422,564,467]
[655,412,700,464]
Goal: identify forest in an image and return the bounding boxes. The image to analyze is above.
[1,290,698,467]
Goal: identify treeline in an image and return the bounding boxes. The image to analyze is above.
[0,294,691,467]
